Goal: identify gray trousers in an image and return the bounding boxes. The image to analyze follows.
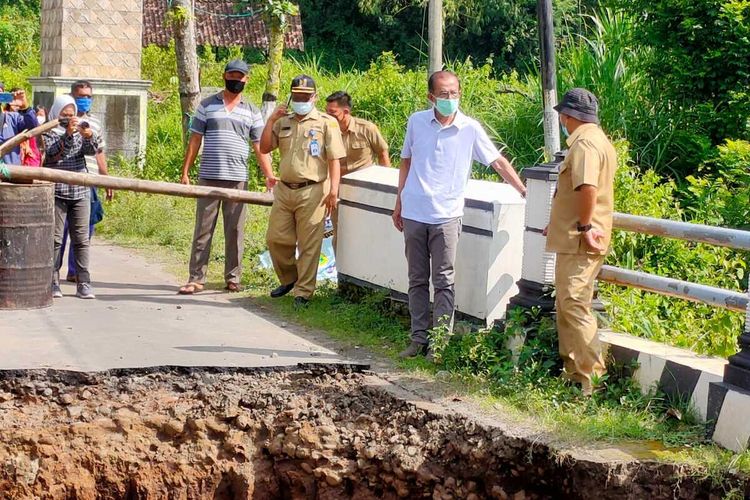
[188,179,248,285]
[54,196,91,284]
[403,217,462,345]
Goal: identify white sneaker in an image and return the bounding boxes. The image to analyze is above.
[76,283,96,299]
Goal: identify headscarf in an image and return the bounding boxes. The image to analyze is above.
[48,95,77,135]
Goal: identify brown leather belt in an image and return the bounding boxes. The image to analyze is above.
[281,180,319,190]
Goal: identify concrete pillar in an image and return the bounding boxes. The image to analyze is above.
[32,0,151,161]
[507,154,562,313]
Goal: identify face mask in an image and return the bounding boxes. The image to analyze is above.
[74,97,92,113]
[291,101,314,116]
[561,118,570,137]
[224,79,246,94]
[37,116,46,125]
[58,118,70,128]
[434,97,459,117]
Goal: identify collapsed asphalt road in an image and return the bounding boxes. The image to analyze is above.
[0,365,744,499]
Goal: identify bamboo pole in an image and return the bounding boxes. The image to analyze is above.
[0,119,59,157]
[0,165,274,206]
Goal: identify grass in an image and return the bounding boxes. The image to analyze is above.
[97,186,750,492]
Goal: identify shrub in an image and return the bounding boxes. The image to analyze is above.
[603,142,747,357]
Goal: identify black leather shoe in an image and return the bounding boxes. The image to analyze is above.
[270,282,295,298]
[399,341,428,358]
[293,296,309,309]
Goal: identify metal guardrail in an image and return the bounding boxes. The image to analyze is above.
[614,213,750,251]
[599,265,748,313]
[601,212,749,312]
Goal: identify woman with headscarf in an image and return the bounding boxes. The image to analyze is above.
[43,95,99,300]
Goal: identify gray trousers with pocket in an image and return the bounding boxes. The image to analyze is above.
[54,196,91,284]
[188,179,248,285]
[403,217,462,345]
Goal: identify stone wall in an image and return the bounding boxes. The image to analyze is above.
[41,0,143,80]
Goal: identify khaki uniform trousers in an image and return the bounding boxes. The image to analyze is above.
[554,253,607,384]
[266,181,327,299]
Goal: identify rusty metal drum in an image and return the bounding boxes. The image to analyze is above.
[0,182,54,309]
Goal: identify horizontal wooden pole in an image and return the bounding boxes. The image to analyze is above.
[0,119,60,157]
[614,212,750,251]
[0,165,274,206]
[598,264,748,313]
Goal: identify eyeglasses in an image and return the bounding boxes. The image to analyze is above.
[433,91,460,99]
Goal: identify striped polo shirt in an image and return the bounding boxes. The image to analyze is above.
[190,93,265,182]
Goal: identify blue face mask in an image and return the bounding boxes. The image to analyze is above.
[291,101,314,116]
[434,98,459,117]
[75,97,92,113]
[561,117,570,137]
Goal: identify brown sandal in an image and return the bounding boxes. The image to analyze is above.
[225,282,241,293]
[178,282,204,295]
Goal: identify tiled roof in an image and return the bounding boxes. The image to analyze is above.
[142,0,304,50]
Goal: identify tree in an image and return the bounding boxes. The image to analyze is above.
[623,0,750,144]
[237,0,300,119]
[169,0,201,147]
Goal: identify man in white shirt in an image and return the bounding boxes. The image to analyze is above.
[392,71,526,359]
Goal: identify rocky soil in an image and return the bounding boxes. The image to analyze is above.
[0,365,744,499]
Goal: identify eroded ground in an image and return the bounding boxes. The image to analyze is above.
[0,366,742,499]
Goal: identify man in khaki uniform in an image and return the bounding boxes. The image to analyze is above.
[324,91,391,251]
[545,88,617,395]
[260,75,346,308]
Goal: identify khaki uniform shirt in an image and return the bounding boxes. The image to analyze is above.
[546,123,617,255]
[271,108,346,183]
[341,116,388,173]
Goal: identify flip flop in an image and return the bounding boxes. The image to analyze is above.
[178,282,204,295]
[225,282,241,293]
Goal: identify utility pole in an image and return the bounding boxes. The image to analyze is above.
[538,0,560,159]
[428,0,443,76]
[171,0,201,148]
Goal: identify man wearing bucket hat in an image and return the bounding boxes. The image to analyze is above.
[260,75,346,308]
[545,88,617,396]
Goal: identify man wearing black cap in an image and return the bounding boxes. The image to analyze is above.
[178,59,274,295]
[545,88,617,395]
[260,75,346,308]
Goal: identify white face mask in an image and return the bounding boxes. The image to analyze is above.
[291,101,314,116]
[37,116,46,125]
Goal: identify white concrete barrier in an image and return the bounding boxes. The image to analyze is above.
[337,166,526,326]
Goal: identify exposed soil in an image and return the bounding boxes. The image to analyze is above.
[0,365,745,499]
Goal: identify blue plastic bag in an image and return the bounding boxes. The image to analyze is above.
[259,236,337,283]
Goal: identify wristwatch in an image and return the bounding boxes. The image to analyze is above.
[576,223,592,233]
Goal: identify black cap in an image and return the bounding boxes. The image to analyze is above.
[224,59,249,75]
[290,74,316,94]
[554,88,600,124]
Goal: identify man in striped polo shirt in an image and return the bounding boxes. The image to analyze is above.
[178,59,275,294]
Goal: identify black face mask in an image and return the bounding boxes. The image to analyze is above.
[224,79,245,94]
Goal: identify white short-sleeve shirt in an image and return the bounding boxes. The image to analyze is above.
[400,109,501,224]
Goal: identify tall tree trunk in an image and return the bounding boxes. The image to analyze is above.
[261,19,285,121]
[172,0,201,148]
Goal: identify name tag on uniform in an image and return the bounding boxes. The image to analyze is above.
[309,129,320,157]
